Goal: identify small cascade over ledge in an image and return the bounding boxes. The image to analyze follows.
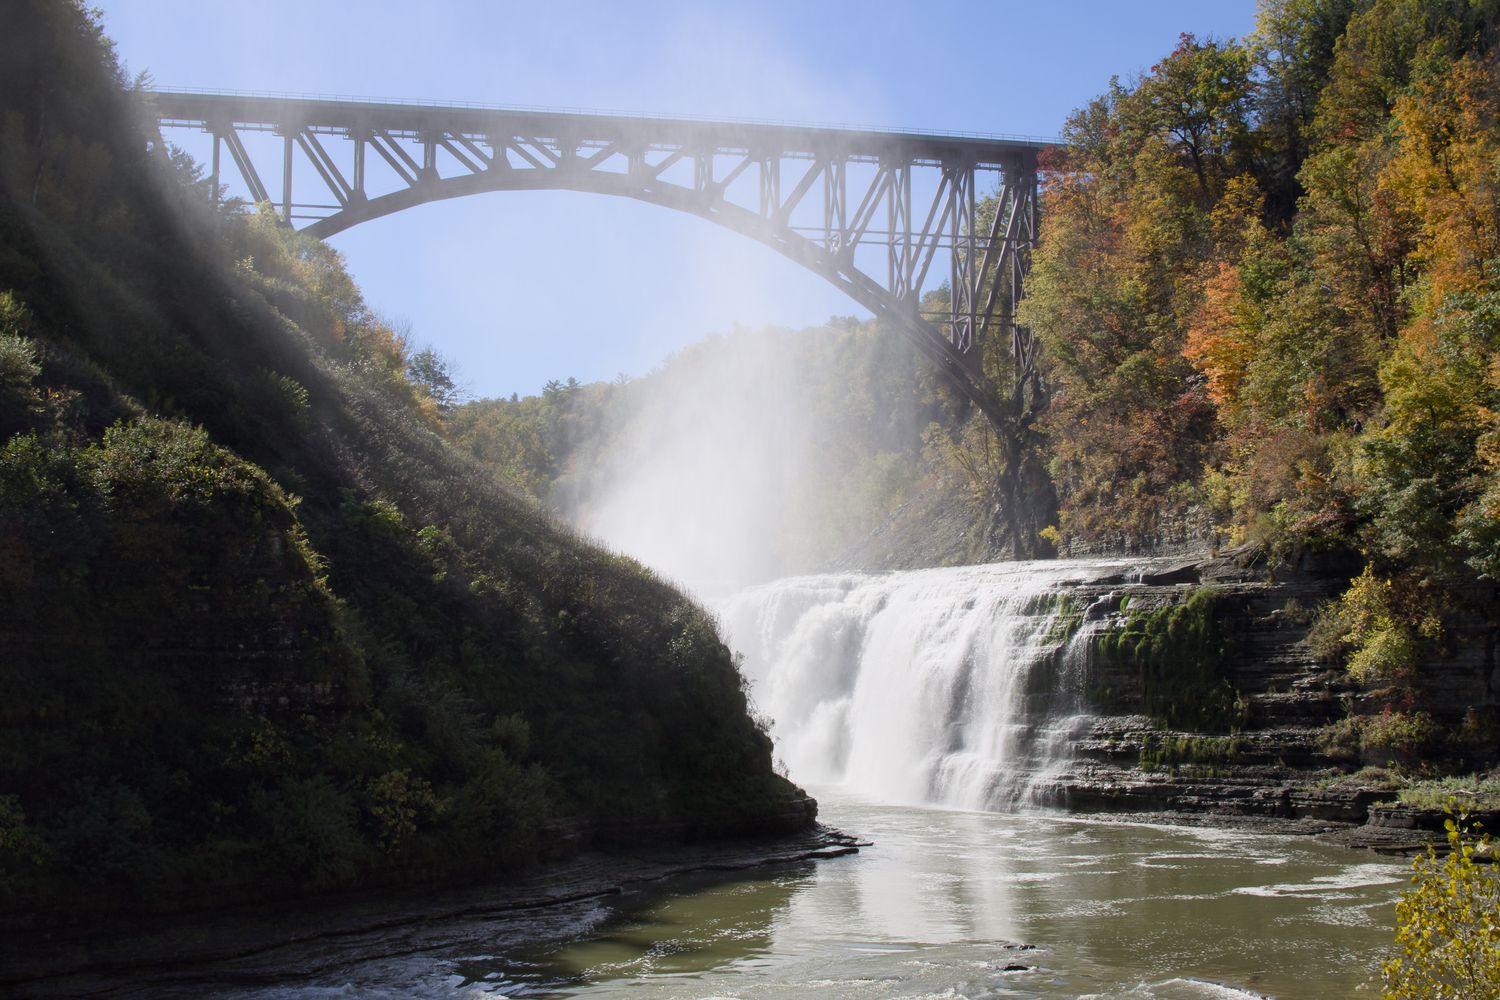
[716,560,1160,812]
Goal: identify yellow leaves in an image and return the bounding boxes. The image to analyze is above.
[1383,812,1500,999]
[1385,52,1500,305]
[1208,175,1264,258]
[1311,565,1434,685]
[1375,313,1489,461]
[356,316,411,374]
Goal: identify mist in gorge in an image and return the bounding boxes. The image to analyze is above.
[449,315,958,596]
[569,328,822,593]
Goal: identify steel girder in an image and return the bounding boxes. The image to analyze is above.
[152,91,1048,424]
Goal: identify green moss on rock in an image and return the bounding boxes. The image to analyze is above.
[1094,588,1249,733]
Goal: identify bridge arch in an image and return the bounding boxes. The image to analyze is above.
[152,91,1051,426]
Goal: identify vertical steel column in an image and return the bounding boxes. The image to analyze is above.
[281,132,293,223]
[353,129,366,201]
[888,162,912,304]
[758,155,779,218]
[209,129,221,203]
[694,150,710,194]
[1011,158,1039,369]
[950,162,977,353]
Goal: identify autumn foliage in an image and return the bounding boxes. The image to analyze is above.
[1022,0,1499,613]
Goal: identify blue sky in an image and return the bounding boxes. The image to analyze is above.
[96,1,1259,400]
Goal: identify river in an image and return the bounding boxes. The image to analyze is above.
[513,792,1404,1000]
[150,791,1404,999]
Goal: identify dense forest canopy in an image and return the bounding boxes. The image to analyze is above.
[1018,0,1499,690]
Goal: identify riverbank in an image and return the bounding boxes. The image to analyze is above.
[0,825,862,997]
[1067,803,1497,856]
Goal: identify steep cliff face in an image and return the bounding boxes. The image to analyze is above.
[1048,551,1499,831]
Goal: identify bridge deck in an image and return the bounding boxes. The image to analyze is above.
[150,90,1055,166]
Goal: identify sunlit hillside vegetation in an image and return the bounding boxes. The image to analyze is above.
[0,0,802,924]
[1026,0,1498,558]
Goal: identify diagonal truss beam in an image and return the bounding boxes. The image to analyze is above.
[155,91,1051,425]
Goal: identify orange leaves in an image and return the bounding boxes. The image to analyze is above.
[1184,260,1254,412]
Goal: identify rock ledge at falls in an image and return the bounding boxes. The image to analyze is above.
[719,550,1498,850]
[1033,548,1498,847]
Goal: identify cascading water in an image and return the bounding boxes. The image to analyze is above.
[716,560,1142,811]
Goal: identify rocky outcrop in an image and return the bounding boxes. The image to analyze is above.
[1037,549,1499,843]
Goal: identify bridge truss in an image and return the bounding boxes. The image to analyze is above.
[152,91,1048,425]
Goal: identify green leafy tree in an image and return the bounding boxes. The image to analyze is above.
[1251,0,1366,217]
[407,346,462,415]
[0,292,41,436]
[1129,33,1258,205]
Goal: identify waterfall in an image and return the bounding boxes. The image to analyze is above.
[716,560,1139,811]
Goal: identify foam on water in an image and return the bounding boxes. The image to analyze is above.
[1232,864,1406,898]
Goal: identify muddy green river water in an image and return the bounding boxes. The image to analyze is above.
[170,790,1407,1000]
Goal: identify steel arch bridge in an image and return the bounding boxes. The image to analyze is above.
[151,90,1052,425]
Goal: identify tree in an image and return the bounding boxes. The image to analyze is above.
[1382,811,1500,999]
[1128,34,1257,205]
[406,347,462,415]
[1357,290,1499,575]
[1251,0,1368,218]
[1021,44,1240,547]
